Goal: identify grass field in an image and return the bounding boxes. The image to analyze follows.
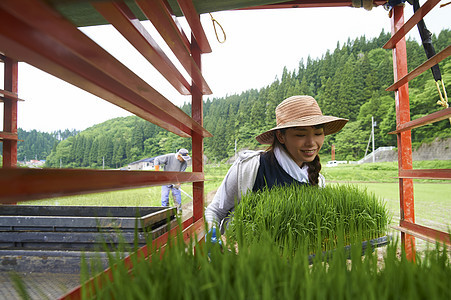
[24,161,450,237]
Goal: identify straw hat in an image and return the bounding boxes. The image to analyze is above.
[255,95,348,144]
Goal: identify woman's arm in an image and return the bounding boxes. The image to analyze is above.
[205,151,262,233]
[204,163,240,231]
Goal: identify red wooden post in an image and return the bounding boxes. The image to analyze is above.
[391,5,416,260]
[331,144,335,161]
[191,34,204,223]
[2,56,18,168]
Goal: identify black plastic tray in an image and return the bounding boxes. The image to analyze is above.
[0,205,175,232]
[0,205,176,251]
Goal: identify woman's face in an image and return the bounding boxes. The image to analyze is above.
[276,126,325,167]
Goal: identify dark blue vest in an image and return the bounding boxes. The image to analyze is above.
[252,151,308,192]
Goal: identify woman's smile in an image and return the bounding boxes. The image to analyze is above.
[277,126,325,166]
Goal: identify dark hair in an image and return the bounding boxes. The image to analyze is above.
[267,127,322,186]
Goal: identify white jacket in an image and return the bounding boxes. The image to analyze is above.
[204,150,262,233]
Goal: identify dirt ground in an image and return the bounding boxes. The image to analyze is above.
[181,189,216,222]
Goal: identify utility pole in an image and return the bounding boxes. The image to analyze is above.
[372,116,376,163]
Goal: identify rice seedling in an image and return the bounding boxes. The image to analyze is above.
[10,215,450,299]
[72,227,450,300]
[226,183,390,254]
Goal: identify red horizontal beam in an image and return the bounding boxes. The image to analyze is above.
[159,0,191,50]
[92,1,191,95]
[239,0,387,9]
[383,0,441,50]
[176,0,211,53]
[136,0,212,95]
[0,131,18,141]
[386,44,451,91]
[0,168,204,204]
[60,217,206,300]
[398,168,451,180]
[389,107,451,134]
[0,0,211,139]
[396,220,450,247]
[0,88,25,101]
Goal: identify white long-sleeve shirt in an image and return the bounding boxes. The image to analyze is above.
[204,150,262,233]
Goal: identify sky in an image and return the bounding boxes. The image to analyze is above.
[1,2,450,133]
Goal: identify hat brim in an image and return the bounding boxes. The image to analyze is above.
[180,154,191,161]
[255,116,348,144]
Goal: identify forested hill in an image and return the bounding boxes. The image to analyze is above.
[0,129,79,162]
[22,29,451,169]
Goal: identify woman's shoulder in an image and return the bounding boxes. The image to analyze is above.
[237,150,264,162]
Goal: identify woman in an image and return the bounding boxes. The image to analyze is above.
[205,95,348,234]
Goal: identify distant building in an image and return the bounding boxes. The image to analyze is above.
[127,157,155,170]
[25,160,45,168]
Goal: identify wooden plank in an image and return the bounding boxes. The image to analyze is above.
[162,0,191,49]
[0,88,25,101]
[389,107,451,134]
[0,131,18,141]
[383,0,441,50]
[136,0,212,95]
[0,0,211,138]
[398,168,451,180]
[386,45,451,91]
[0,168,204,204]
[176,0,212,53]
[393,220,451,248]
[240,0,387,9]
[93,1,191,95]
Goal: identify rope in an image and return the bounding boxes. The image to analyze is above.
[209,13,226,44]
[435,80,451,124]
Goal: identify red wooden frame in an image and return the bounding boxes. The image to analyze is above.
[241,0,387,9]
[391,5,416,261]
[135,0,212,95]
[0,0,449,298]
[93,1,192,95]
[386,45,451,92]
[383,0,441,50]
[0,168,204,204]
[389,2,451,259]
[389,107,451,134]
[1,56,18,168]
[0,0,211,139]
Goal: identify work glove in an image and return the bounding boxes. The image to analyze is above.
[205,227,222,260]
[206,227,223,247]
[208,227,220,245]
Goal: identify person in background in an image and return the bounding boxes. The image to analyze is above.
[205,95,348,236]
[154,148,191,214]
